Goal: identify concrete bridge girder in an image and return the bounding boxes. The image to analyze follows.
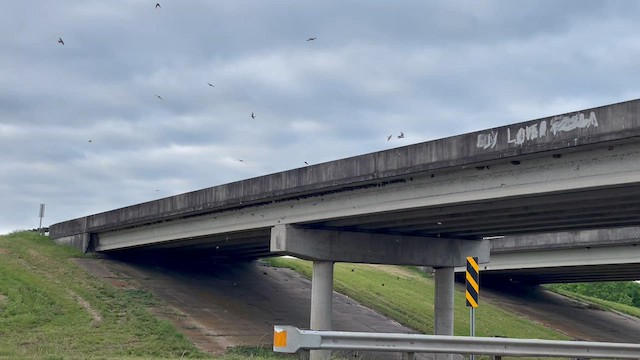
[94,142,640,252]
[459,227,640,284]
[467,244,640,284]
[270,224,490,267]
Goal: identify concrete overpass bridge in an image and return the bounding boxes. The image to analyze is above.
[51,98,640,359]
[467,226,640,285]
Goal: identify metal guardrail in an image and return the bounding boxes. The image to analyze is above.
[273,325,640,359]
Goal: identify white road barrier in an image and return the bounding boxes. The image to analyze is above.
[273,325,640,359]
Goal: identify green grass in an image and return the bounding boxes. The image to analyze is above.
[266,257,569,340]
[0,231,212,360]
[222,347,293,360]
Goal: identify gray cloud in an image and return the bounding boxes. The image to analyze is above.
[2,1,640,233]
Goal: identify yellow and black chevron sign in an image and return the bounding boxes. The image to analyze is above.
[466,256,479,308]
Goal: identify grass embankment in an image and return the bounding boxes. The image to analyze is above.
[0,232,288,360]
[267,257,568,340]
[547,287,640,318]
[0,231,208,359]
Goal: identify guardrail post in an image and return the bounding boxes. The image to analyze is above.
[492,335,505,360]
[298,350,310,360]
[310,260,334,360]
[434,266,455,360]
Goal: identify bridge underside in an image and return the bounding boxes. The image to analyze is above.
[107,182,640,264]
[106,183,640,284]
[479,263,640,284]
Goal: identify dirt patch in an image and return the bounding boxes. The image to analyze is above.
[69,290,102,326]
[108,279,136,289]
[0,248,10,255]
[148,306,231,354]
[72,258,137,289]
[0,294,7,305]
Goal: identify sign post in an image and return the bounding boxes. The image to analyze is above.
[466,256,479,360]
[38,204,45,235]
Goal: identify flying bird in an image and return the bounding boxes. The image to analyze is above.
[238,159,244,162]
[251,112,256,119]
[307,37,316,41]
[207,82,214,87]
[155,3,161,9]
[57,37,64,45]
[88,140,92,143]
[304,161,309,165]
[387,135,392,141]
[397,132,405,139]
[155,95,163,100]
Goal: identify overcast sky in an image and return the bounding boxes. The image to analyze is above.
[2,1,640,234]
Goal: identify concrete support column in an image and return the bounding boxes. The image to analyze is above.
[434,266,455,360]
[310,260,334,360]
[434,266,454,335]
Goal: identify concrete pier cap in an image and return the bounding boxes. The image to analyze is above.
[270,224,490,267]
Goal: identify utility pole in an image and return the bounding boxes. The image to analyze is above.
[38,204,45,235]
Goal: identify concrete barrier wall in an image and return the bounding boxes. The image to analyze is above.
[51,233,90,253]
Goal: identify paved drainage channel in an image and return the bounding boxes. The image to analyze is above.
[74,258,423,359]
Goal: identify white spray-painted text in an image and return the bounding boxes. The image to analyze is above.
[476,111,598,149]
[476,131,498,150]
[550,111,598,135]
